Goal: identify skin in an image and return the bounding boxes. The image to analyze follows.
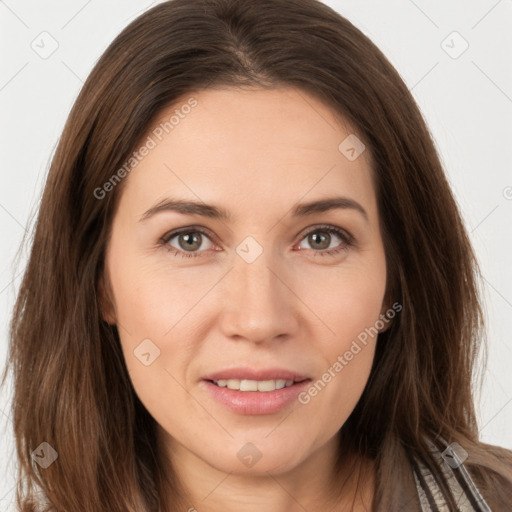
[101,86,389,511]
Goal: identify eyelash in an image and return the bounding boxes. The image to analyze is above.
[159,224,354,259]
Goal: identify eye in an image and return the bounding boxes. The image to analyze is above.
[296,225,354,257]
[160,227,216,259]
[159,224,354,259]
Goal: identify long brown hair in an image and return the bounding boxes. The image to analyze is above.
[3,0,512,510]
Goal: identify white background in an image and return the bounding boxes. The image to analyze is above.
[1,1,511,509]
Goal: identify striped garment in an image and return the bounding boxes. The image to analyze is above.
[412,437,493,511]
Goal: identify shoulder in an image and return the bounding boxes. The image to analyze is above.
[412,437,512,511]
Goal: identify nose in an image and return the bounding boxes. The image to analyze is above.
[218,244,300,344]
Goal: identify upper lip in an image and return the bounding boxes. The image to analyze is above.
[202,367,311,382]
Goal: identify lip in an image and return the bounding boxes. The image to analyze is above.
[201,367,310,382]
[201,379,312,415]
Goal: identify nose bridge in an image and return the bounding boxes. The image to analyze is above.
[235,245,279,301]
[219,237,297,341]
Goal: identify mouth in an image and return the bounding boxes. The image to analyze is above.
[200,377,312,415]
[205,378,310,392]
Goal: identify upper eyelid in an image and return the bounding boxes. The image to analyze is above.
[160,225,217,244]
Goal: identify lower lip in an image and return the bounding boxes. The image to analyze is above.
[201,379,311,415]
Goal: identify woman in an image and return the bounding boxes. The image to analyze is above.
[3,0,512,510]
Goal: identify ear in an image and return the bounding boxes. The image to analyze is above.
[98,272,116,325]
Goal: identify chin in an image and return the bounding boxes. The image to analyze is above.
[203,441,305,476]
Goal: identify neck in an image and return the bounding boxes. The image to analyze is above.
[156,427,376,512]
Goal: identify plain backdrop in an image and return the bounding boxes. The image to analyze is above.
[1,0,511,509]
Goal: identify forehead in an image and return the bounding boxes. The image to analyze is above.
[117,86,377,224]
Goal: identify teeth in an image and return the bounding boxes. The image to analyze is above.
[213,379,295,392]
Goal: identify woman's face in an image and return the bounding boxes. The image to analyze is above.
[103,86,388,476]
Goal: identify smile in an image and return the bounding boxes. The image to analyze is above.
[211,378,297,392]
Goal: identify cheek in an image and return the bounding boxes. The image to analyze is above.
[294,256,385,419]
[298,255,386,347]
[109,251,221,338]
[297,290,379,436]
[108,261,196,430]
[106,252,223,404]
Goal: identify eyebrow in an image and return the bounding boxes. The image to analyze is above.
[139,196,369,223]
